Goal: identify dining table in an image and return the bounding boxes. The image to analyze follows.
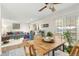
[1,35,65,56]
[26,35,65,56]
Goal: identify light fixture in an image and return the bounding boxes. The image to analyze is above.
[48,3,56,12]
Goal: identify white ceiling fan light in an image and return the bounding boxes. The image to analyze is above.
[47,3,56,12]
[51,6,56,12]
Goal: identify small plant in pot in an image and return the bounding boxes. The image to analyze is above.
[47,32,53,37]
[43,31,54,42]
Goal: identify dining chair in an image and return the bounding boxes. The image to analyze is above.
[24,43,37,56]
[70,46,79,56]
[55,45,79,56]
[29,44,36,56]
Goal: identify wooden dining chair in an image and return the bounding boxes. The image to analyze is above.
[29,44,36,56]
[70,46,79,56]
[55,45,79,56]
[24,44,37,56]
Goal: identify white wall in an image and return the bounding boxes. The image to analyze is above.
[29,16,56,33]
[77,17,79,40]
[0,3,2,55]
[2,18,29,34]
[20,23,29,33]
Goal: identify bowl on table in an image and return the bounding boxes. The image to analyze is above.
[43,37,54,43]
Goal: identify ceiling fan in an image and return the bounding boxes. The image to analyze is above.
[38,3,60,12]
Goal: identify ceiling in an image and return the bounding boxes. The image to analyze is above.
[1,3,76,23]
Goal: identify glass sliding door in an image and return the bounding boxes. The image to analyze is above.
[55,16,78,45]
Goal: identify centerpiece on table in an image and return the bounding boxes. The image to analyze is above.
[43,32,54,43]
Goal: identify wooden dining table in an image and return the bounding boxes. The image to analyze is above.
[26,36,65,56]
[1,35,65,56]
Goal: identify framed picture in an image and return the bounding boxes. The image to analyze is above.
[42,24,49,28]
[13,23,20,29]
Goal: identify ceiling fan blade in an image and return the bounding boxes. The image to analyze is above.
[38,6,47,12]
[45,3,48,5]
[53,3,61,4]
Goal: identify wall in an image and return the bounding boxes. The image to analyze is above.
[0,3,1,55]
[77,17,79,40]
[29,17,56,33]
[2,18,29,34]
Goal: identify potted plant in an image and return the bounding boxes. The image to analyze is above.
[63,31,73,53]
[47,32,53,37]
[43,31,53,42]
